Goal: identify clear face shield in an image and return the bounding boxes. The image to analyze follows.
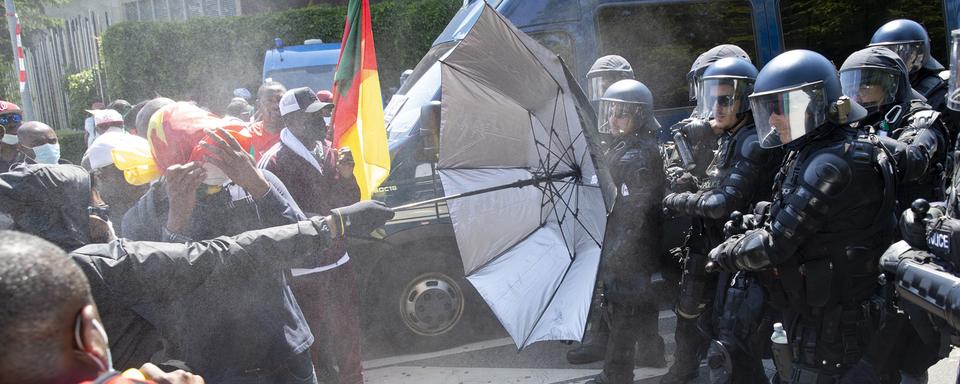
[588,73,628,102]
[839,67,899,112]
[696,77,753,120]
[873,41,925,73]
[949,30,960,111]
[749,81,828,148]
[598,99,645,136]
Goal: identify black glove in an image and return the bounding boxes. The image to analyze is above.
[330,200,395,237]
[707,234,744,272]
[681,118,713,146]
[666,166,699,193]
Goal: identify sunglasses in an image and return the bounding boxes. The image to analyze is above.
[716,95,736,108]
[0,113,22,126]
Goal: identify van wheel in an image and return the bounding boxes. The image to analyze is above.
[373,242,493,352]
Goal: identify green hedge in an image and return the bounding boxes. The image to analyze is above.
[65,69,100,130]
[100,0,460,113]
[56,129,85,164]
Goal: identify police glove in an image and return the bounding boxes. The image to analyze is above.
[707,234,744,273]
[330,200,395,237]
[666,167,699,193]
[672,117,713,146]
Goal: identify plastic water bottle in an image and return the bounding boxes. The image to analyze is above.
[770,322,794,382]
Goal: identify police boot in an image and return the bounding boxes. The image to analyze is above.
[636,334,667,368]
[567,313,610,364]
[635,303,666,368]
[660,316,704,384]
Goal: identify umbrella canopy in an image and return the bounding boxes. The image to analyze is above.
[436,3,612,349]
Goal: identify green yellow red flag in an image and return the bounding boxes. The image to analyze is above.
[332,0,391,199]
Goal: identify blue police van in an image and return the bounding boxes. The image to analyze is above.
[355,0,960,351]
[263,39,341,91]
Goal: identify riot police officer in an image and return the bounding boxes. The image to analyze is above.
[588,79,666,384]
[840,46,949,213]
[586,55,635,107]
[870,20,949,113]
[708,49,897,382]
[671,45,754,177]
[662,57,782,384]
[870,19,958,176]
[571,55,667,367]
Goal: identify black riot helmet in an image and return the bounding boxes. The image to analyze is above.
[869,19,944,75]
[687,44,752,102]
[598,79,658,137]
[586,55,635,102]
[840,46,920,116]
[696,57,758,119]
[750,50,867,149]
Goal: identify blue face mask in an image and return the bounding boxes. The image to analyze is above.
[31,142,60,164]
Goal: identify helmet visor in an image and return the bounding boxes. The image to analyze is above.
[598,100,644,136]
[873,41,925,73]
[839,67,899,112]
[588,74,627,102]
[750,82,828,148]
[696,77,753,119]
[950,30,960,111]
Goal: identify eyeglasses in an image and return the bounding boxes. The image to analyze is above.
[0,113,22,126]
[716,95,736,108]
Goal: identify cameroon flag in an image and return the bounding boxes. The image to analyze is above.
[332,0,390,199]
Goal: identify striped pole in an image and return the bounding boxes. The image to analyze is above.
[5,0,32,119]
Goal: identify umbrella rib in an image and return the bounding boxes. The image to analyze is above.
[549,181,602,248]
[465,224,544,277]
[545,89,578,169]
[543,181,575,260]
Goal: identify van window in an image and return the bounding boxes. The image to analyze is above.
[781,2,947,65]
[597,1,757,110]
[529,31,577,70]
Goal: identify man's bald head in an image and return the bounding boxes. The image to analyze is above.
[17,121,57,148]
[0,230,93,383]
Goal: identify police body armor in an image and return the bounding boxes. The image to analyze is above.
[595,129,666,384]
[744,128,896,380]
[666,120,783,384]
[670,121,782,316]
[876,101,950,212]
[599,132,665,302]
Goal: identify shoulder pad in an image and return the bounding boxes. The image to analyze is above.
[802,152,852,197]
[908,108,941,128]
[939,70,950,81]
[737,129,766,161]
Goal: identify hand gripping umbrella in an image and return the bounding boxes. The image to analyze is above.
[393,3,615,349]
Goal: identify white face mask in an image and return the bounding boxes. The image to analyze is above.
[1,134,18,145]
[202,162,231,186]
[30,142,61,164]
[323,116,331,126]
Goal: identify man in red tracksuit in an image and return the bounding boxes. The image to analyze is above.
[258,87,363,384]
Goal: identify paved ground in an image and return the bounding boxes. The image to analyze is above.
[360,310,960,383]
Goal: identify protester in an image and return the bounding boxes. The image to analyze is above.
[108,99,133,120]
[0,164,393,383]
[134,97,174,139]
[224,97,253,123]
[243,81,287,160]
[259,87,363,383]
[0,100,23,171]
[121,101,331,382]
[89,109,126,136]
[85,101,106,146]
[17,121,64,165]
[82,131,152,232]
[0,230,204,384]
[125,101,146,136]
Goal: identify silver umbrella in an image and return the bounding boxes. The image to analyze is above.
[396,2,613,349]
